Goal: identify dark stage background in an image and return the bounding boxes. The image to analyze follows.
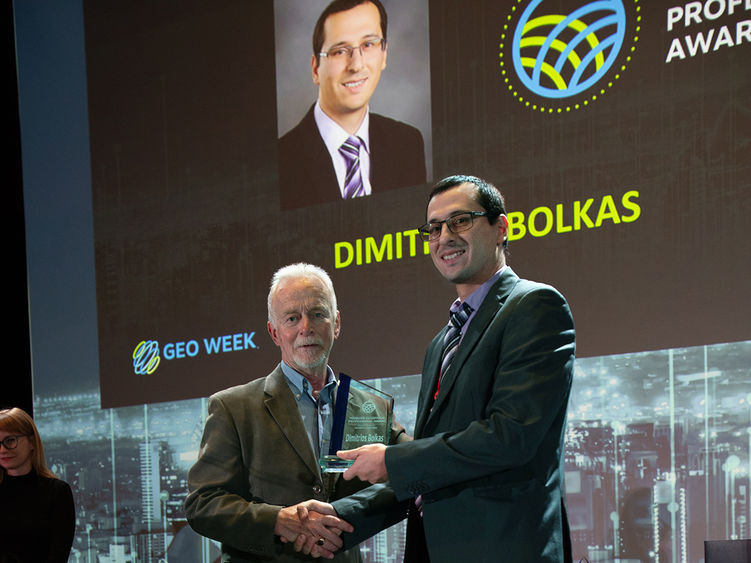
[80,0,750,408]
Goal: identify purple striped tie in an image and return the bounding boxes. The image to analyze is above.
[339,136,365,199]
[434,302,474,400]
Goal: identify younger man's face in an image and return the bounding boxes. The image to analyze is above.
[312,2,387,124]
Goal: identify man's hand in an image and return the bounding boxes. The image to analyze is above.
[338,443,388,483]
[274,500,352,559]
[274,500,354,559]
[290,502,355,557]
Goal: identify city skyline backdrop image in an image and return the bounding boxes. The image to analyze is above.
[34,339,750,562]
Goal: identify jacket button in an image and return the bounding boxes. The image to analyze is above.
[313,484,323,495]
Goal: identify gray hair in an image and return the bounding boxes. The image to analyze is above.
[267,263,338,325]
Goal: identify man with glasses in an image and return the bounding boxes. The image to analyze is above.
[278,0,426,210]
[323,175,576,562]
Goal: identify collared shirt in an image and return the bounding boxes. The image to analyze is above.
[450,265,507,339]
[281,361,337,459]
[314,101,372,197]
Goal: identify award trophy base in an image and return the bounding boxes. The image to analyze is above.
[319,455,353,474]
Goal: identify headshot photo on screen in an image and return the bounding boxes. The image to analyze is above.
[274,0,432,210]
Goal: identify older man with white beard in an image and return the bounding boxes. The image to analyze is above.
[185,263,406,561]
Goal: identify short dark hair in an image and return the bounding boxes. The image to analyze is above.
[312,0,388,64]
[427,174,509,248]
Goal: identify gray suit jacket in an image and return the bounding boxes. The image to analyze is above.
[184,366,406,562]
[334,268,576,562]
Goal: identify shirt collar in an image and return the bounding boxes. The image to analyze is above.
[314,100,371,154]
[450,265,507,314]
[280,361,337,402]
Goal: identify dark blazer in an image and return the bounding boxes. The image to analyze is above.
[278,106,426,210]
[333,268,576,563]
[184,366,406,562]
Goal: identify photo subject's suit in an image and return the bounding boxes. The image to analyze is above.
[184,365,405,562]
[333,267,576,563]
[278,106,426,210]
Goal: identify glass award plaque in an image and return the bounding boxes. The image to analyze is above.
[319,373,394,473]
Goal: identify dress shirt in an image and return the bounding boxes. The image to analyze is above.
[281,361,336,459]
[450,265,507,338]
[314,101,372,197]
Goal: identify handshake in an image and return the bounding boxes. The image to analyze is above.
[274,499,353,559]
[272,444,388,559]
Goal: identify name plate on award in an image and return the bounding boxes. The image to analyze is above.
[319,373,394,473]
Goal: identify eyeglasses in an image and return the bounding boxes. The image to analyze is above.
[0,435,28,450]
[418,211,490,241]
[319,37,386,62]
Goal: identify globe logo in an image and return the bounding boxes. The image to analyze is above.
[510,0,627,99]
[133,340,161,375]
[361,400,377,414]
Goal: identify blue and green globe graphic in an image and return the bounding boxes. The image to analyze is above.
[133,340,161,375]
[510,0,628,100]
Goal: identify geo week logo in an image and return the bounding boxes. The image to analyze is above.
[132,331,258,375]
[499,0,641,112]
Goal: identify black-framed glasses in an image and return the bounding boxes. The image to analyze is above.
[319,37,386,62]
[0,435,28,450]
[418,211,490,241]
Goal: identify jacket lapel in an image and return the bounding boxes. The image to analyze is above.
[263,366,322,480]
[414,330,447,437]
[300,106,340,201]
[424,268,521,427]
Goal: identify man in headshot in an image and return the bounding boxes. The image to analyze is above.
[184,263,406,561]
[278,0,426,210]
[317,175,576,562]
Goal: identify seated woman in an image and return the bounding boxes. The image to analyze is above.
[0,407,75,562]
